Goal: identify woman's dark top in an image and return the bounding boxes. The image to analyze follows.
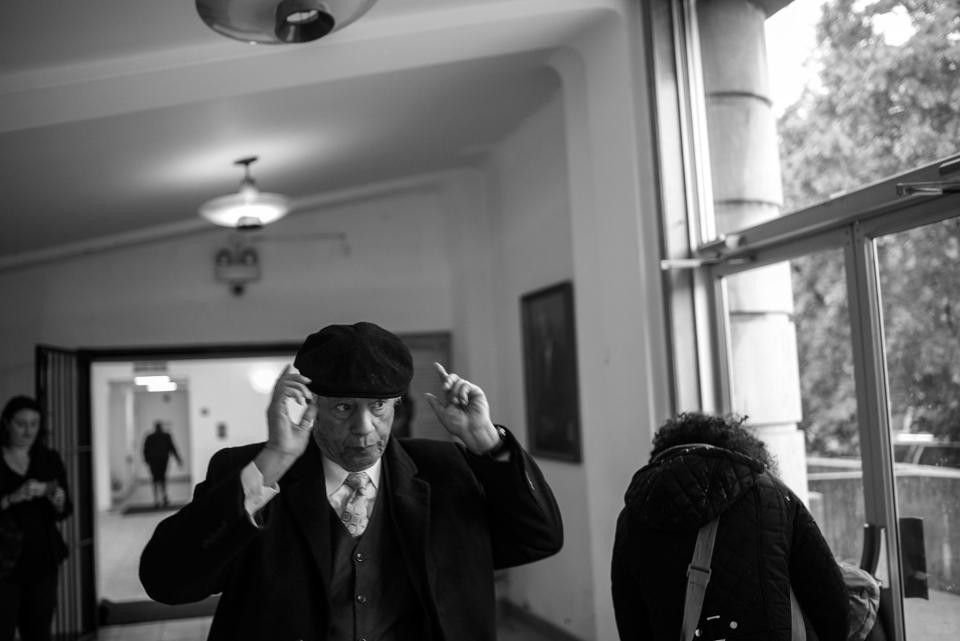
[0,446,72,580]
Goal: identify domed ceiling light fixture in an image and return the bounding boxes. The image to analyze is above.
[199,156,291,231]
[196,0,380,45]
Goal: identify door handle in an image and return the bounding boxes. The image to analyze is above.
[860,523,883,574]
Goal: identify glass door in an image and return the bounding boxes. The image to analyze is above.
[868,215,960,641]
[710,196,960,641]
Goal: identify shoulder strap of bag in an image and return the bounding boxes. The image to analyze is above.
[681,518,720,641]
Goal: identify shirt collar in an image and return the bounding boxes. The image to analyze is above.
[322,454,382,498]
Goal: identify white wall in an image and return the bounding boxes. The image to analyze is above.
[481,94,597,640]
[176,358,288,484]
[106,380,135,502]
[559,10,671,640]
[0,186,455,402]
[485,7,671,641]
[93,363,132,512]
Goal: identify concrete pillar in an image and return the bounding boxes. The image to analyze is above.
[697,0,808,500]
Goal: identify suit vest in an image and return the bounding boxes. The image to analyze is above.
[326,474,427,641]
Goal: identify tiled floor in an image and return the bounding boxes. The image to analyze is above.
[97,480,192,601]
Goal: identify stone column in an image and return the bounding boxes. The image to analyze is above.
[697,0,808,500]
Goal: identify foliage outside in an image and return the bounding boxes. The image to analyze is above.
[777,0,960,455]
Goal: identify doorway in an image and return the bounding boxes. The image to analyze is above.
[90,353,297,622]
[43,332,453,627]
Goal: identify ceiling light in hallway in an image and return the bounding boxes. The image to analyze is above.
[198,156,291,231]
[196,0,379,45]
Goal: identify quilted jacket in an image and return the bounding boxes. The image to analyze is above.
[611,445,848,641]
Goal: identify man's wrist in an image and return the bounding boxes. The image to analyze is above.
[256,443,301,487]
[475,425,509,458]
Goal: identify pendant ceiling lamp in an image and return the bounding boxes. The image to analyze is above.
[199,156,291,231]
[196,0,380,45]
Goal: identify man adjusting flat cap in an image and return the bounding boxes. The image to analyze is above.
[140,321,563,641]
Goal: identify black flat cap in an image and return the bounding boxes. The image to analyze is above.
[293,322,413,398]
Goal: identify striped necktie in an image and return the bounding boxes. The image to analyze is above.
[339,471,373,537]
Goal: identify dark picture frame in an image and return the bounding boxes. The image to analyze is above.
[520,281,582,462]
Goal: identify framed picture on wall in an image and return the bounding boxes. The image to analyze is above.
[520,281,582,462]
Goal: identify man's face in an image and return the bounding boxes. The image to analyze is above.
[311,396,399,471]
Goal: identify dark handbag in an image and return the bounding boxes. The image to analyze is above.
[0,511,24,579]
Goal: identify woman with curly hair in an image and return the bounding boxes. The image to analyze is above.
[611,412,848,641]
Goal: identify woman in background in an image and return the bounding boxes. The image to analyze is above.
[0,396,72,641]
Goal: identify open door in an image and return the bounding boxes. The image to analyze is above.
[36,345,97,640]
[853,208,960,641]
[707,171,960,641]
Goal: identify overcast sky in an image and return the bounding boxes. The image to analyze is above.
[765,0,915,116]
[765,0,824,115]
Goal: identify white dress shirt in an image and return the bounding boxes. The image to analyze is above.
[240,453,382,524]
[322,455,381,515]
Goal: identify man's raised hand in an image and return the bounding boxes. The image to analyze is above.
[265,364,318,458]
[424,363,501,455]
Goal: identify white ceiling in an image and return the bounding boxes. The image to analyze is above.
[0,0,614,262]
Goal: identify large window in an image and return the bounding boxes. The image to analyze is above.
[707,199,960,641]
[650,1,960,640]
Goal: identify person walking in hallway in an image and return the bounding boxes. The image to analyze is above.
[140,321,563,641]
[143,421,182,508]
[0,396,72,641]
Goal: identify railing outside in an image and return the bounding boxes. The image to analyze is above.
[807,458,959,595]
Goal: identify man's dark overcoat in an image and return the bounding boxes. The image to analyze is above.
[140,429,563,641]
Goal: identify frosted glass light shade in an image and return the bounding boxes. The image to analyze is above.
[199,189,291,230]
